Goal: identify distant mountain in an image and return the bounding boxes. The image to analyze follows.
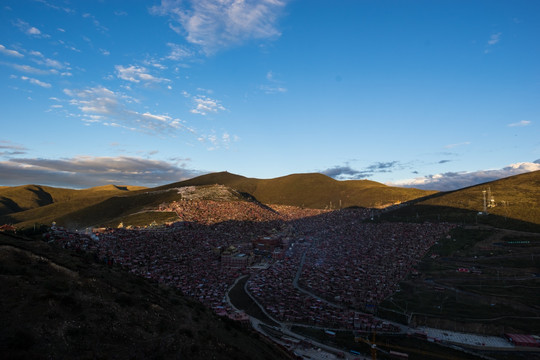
[0,233,291,360]
[386,170,540,230]
[159,171,436,209]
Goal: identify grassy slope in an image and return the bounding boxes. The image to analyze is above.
[386,171,540,228]
[0,185,148,229]
[0,185,80,216]
[51,185,250,229]
[0,233,291,360]
[160,172,436,209]
[0,184,146,217]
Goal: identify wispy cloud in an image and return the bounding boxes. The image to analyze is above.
[151,0,287,54]
[0,156,204,188]
[0,140,28,157]
[508,120,531,127]
[166,42,192,60]
[29,50,67,69]
[2,62,56,75]
[82,13,108,32]
[487,32,502,45]
[391,162,540,191]
[0,44,24,58]
[444,141,470,149]
[115,65,170,84]
[34,0,74,14]
[197,131,238,150]
[64,86,191,134]
[20,76,51,88]
[259,70,287,94]
[485,32,502,53]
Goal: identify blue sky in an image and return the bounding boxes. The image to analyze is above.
[1,0,539,190]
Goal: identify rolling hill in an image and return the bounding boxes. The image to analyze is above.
[0,172,436,230]
[2,171,538,231]
[159,171,436,209]
[0,184,145,217]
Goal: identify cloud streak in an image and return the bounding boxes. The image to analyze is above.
[20,76,51,88]
[0,44,24,58]
[508,120,531,127]
[0,156,204,188]
[0,140,28,158]
[322,161,405,180]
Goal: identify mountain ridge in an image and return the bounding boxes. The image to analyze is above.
[1,171,538,231]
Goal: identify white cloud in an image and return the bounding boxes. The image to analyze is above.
[190,95,226,115]
[0,44,24,58]
[0,156,204,188]
[100,48,111,56]
[64,86,191,134]
[14,19,49,38]
[115,65,170,84]
[20,76,52,88]
[391,162,540,191]
[151,0,287,54]
[508,120,531,127]
[27,27,41,35]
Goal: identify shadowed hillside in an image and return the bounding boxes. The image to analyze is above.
[382,170,540,231]
[0,233,291,360]
[159,172,436,209]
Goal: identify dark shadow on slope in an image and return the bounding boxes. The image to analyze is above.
[0,197,22,217]
[380,204,540,233]
[26,186,54,207]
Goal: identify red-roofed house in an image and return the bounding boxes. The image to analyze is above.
[505,334,540,347]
